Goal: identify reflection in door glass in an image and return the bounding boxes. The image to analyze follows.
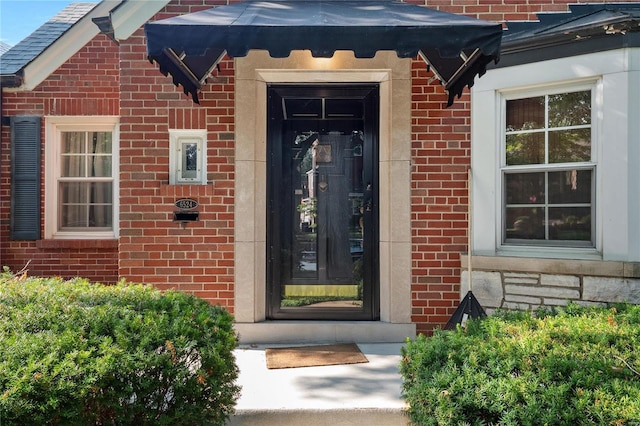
[282,130,365,310]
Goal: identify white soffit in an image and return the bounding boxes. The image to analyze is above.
[110,0,171,42]
[16,0,171,91]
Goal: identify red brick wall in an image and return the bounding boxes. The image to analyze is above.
[407,0,611,19]
[117,0,236,312]
[410,64,470,335]
[0,35,119,283]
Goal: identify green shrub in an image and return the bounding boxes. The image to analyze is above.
[0,272,240,426]
[401,303,640,425]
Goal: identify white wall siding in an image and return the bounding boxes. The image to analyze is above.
[471,48,640,263]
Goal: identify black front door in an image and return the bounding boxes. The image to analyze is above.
[267,85,379,320]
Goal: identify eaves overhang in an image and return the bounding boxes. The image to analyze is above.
[92,0,171,43]
[0,72,23,88]
[2,0,172,91]
[1,0,121,91]
[495,4,640,68]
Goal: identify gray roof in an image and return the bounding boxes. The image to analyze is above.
[0,2,98,76]
[504,3,640,44]
[497,3,640,67]
[0,42,11,56]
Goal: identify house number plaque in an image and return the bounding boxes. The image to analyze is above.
[175,198,199,210]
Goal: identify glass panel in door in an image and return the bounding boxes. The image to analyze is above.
[288,131,365,305]
[267,86,379,320]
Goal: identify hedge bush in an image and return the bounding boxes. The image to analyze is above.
[0,272,240,426]
[401,303,640,425]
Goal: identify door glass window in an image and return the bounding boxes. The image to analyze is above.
[285,131,366,309]
[267,86,379,320]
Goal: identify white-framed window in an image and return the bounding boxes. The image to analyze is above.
[169,129,207,185]
[472,50,640,260]
[45,116,119,239]
[501,86,595,247]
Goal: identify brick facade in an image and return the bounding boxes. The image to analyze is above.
[410,65,471,334]
[3,0,632,334]
[1,35,119,283]
[117,7,236,312]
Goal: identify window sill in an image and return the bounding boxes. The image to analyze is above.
[497,245,601,261]
[37,239,118,250]
[462,254,640,279]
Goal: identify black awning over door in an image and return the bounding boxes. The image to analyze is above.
[144,0,502,106]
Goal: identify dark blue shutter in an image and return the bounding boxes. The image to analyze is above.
[10,116,41,240]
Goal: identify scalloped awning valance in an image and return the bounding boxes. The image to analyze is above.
[145,0,502,106]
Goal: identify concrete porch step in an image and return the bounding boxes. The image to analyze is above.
[228,408,408,426]
[226,343,410,426]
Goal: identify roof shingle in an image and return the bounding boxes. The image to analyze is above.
[0,2,98,76]
[0,41,11,56]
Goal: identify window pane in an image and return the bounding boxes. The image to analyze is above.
[506,96,544,131]
[182,142,198,179]
[60,182,88,203]
[548,170,591,204]
[91,132,112,154]
[549,207,591,241]
[89,156,112,177]
[60,181,87,228]
[548,91,590,127]
[549,128,591,163]
[90,182,112,204]
[62,132,85,154]
[59,182,113,228]
[505,172,545,204]
[506,132,545,165]
[62,155,85,177]
[89,204,113,227]
[505,207,545,240]
[60,204,86,228]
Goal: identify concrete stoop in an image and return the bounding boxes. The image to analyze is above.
[227,408,409,426]
[227,343,409,426]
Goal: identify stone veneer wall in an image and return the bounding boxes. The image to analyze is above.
[460,255,640,314]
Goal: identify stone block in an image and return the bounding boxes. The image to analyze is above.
[540,274,580,288]
[505,294,542,305]
[461,270,502,309]
[624,262,640,278]
[542,298,571,306]
[505,284,580,299]
[504,273,539,285]
[504,272,539,279]
[583,277,640,303]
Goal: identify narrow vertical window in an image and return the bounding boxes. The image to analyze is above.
[169,130,207,184]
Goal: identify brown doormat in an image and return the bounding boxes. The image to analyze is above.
[265,343,369,369]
